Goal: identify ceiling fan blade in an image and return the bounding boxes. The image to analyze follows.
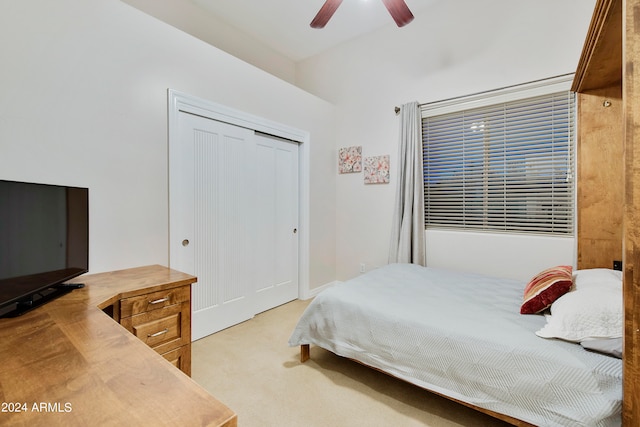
[381,0,415,27]
[310,0,344,29]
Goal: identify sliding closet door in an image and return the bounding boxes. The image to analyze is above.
[253,133,299,314]
[171,112,299,340]
[174,112,255,339]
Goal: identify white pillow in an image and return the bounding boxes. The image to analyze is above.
[573,268,622,291]
[535,287,622,342]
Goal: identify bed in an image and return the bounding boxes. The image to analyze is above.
[288,263,622,427]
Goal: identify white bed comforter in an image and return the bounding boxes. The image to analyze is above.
[289,263,622,427]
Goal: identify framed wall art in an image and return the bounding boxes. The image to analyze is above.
[364,155,390,184]
[338,146,362,174]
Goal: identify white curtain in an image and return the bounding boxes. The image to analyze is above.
[388,101,426,265]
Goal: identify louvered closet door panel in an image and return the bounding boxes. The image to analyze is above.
[177,112,256,340]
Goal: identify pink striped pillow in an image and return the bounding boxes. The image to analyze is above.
[521,265,573,314]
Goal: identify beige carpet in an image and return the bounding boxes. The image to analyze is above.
[192,299,511,427]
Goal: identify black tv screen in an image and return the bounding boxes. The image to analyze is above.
[0,179,89,317]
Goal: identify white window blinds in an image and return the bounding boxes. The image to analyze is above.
[422,91,575,235]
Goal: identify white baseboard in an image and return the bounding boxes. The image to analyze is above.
[299,280,340,300]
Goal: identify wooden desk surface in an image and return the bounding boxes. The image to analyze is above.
[0,265,237,427]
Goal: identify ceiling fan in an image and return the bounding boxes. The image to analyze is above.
[311,0,414,29]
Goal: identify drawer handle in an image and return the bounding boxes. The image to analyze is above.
[148,296,170,305]
[147,328,169,338]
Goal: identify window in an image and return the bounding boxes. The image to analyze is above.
[422,87,575,235]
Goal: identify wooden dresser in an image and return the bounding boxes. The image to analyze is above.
[116,280,192,375]
[0,265,236,427]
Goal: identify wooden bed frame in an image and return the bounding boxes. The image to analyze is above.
[299,343,535,426]
[299,1,640,425]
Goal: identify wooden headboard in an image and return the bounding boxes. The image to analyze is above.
[576,86,623,269]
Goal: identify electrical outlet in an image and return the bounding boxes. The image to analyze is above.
[360,263,366,273]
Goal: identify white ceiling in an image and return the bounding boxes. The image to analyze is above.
[191,0,437,61]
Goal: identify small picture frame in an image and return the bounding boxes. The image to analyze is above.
[364,155,390,184]
[338,146,362,174]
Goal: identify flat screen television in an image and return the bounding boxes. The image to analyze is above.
[0,179,89,318]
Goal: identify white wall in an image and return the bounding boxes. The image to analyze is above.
[426,230,575,281]
[295,0,596,281]
[0,0,337,291]
[120,0,297,84]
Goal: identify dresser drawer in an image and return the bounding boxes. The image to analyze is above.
[161,345,192,377]
[120,302,190,354]
[120,285,190,318]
